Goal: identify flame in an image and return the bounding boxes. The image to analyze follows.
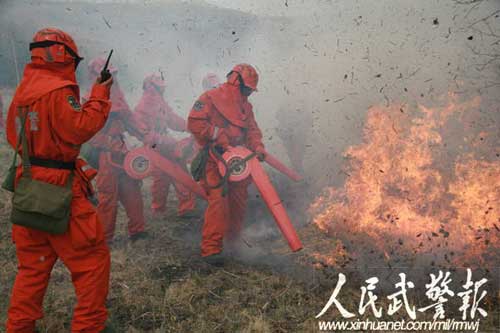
[310,95,500,269]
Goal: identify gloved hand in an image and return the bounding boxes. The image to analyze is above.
[96,74,113,87]
[255,146,266,161]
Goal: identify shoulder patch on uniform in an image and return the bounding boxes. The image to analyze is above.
[67,95,81,111]
[193,100,205,111]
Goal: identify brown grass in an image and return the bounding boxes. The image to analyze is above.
[0,140,498,332]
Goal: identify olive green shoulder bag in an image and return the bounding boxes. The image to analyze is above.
[6,106,73,234]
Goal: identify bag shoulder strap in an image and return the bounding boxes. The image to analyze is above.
[17,105,73,187]
[10,106,27,178]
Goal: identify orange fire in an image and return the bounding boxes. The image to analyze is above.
[310,95,499,269]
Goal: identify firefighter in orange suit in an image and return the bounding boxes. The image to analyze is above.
[86,57,147,243]
[134,73,196,217]
[5,28,113,333]
[187,64,265,265]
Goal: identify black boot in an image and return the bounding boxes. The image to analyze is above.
[203,253,225,267]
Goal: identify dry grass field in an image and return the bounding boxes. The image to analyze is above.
[0,140,498,332]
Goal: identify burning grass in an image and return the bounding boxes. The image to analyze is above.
[310,95,500,270]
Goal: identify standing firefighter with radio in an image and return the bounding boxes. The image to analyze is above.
[3,28,114,333]
[187,64,265,266]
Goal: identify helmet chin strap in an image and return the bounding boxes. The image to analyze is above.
[235,73,253,96]
[226,71,253,96]
[240,85,253,97]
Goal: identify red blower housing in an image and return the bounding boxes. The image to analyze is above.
[123,146,208,200]
[217,146,303,252]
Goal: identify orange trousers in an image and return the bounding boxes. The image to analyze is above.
[96,154,145,241]
[200,160,251,257]
[6,196,110,332]
[150,167,196,216]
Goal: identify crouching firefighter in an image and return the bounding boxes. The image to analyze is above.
[3,28,114,333]
[187,63,265,266]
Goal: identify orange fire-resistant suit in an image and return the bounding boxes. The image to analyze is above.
[5,28,111,332]
[134,74,195,215]
[87,57,146,242]
[187,64,264,257]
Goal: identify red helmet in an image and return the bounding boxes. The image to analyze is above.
[202,73,221,91]
[88,56,118,77]
[228,63,258,91]
[143,73,166,91]
[29,27,83,67]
